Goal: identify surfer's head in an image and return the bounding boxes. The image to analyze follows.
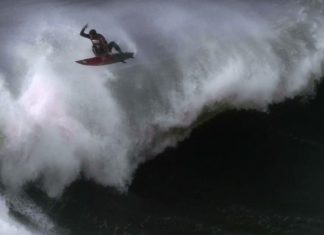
[89,29,97,36]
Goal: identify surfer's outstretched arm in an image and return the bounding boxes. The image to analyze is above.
[80,24,90,39]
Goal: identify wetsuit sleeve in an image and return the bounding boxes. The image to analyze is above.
[80,26,90,39]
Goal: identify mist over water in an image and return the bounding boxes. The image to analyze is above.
[0,0,324,232]
[0,0,324,195]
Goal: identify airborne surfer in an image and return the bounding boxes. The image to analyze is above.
[80,24,123,57]
[76,24,134,66]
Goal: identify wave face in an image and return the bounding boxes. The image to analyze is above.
[0,0,323,200]
[0,193,51,235]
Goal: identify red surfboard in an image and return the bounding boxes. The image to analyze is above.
[76,52,134,66]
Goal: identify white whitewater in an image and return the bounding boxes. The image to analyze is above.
[0,0,323,232]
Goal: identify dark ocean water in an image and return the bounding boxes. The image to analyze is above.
[0,1,324,234]
[17,80,324,235]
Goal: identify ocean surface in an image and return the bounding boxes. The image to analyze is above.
[0,0,323,234]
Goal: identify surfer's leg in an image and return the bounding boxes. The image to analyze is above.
[108,41,123,53]
[92,46,104,57]
[92,47,98,56]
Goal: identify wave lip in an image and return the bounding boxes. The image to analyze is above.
[0,0,323,198]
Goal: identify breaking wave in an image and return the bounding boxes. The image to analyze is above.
[0,193,49,235]
[0,0,323,200]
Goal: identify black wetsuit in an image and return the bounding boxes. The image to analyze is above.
[80,28,122,56]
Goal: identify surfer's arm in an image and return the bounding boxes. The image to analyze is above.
[80,25,90,39]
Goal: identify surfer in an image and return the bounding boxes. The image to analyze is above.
[80,24,123,57]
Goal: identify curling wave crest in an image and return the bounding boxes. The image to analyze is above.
[0,0,323,197]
